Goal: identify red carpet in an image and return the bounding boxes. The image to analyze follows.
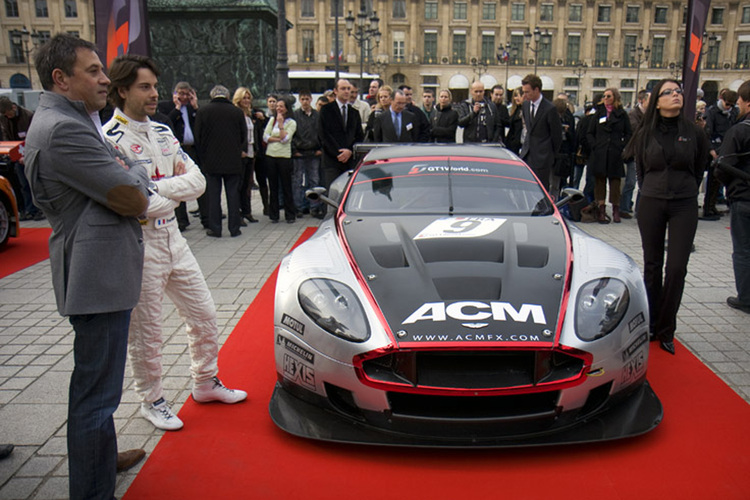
[0,227,51,279]
[125,227,749,500]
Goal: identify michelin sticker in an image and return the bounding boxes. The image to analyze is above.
[414,217,506,240]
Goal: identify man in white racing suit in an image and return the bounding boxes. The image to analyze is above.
[103,54,246,430]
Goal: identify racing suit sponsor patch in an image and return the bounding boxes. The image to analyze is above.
[130,144,143,154]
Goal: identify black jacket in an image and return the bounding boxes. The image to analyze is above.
[506,106,523,154]
[716,116,750,202]
[406,102,431,142]
[705,102,739,151]
[292,107,320,156]
[586,105,632,178]
[430,104,458,143]
[635,116,710,200]
[158,101,198,146]
[318,100,364,171]
[458,99,502,143]
[194,97,248,175]
[373,109,418,143]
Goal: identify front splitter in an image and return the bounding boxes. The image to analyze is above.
[268,381,663,448]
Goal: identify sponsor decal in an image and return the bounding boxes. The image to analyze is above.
[407,333,542,342]
[408,164,490,175]
[414,217,506,240]
[276,335,314,364]
[402,301,547,326]
[621,349,646,384]
[628,312,646,333]
[114,114,128,125]
[130,144,143,154]
[283,354,315,389]
[157,136,171,156]
[281,314,305,336]
[623,332,648,361]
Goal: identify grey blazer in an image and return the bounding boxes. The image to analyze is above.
[24,92,149,316]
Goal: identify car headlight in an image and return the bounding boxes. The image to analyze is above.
[575,278,630,341]
[298,279,370,342]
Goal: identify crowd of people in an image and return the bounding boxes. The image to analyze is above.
[1,29,748,497]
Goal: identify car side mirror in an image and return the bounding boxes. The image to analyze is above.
[306,187,339,210]
[555,188,586,209]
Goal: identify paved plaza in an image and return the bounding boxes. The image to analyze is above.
[0,196,748,499]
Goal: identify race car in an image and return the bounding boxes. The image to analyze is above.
[0,175,20,250]
[270,144,662,447]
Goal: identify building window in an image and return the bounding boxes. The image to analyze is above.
[301,30,315,62]
[593,78,607,88]
[300,0,314,17]
[481,34,495,64]
[5,0,19,16]
[621,79,635,90]
[566,35,580,65]
[330,1,342,17]
[594,35,609,66]
[423,75,439,88]
[424,32,438,63]
[425,1,438,20]
[452,33,466,64]
[37,30,50,45]
[454,1,467,20]
[654,6,668,24]
[682,6,688,24]
[35,0,48,17]
[568,4,582,22]
[623,35,637,66]
[393,0,406,19]
[64,0,77,17]
[511,3,525,21]
[597,5,611,23]
[626,6,639,23]
[392,32,405,62]
[539,35,552,65]
[706,39,720,69]
[743,7,750,24]
[737,41,750,69]
[540,3,554,22]
[392,73,405,86]
[710,8,724,25]
[67,30,79,38]
[564,77,578,87]
[482,2,496,20]
[8,32,24,63]
[651,38,665,67]
[510,34,524,64]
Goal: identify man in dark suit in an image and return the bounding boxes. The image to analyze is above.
[520,74,563,192]
[319,79,364,190]
[194,85,248,237]
[399,85,431,142]
[491,84,511,144]
[157,81,203,230]
[24,34,149,499]
[373,89,418,142]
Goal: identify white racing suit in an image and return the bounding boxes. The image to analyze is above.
[103,108,219,404]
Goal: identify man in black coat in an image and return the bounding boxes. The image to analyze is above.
[157,81,203,229]
[458,81,503,144]
[319,79,364,189]
[399,85,431,142]
[194,85,248,237]
[491,84,511,144]
[520,74,563,192]
[373,90,418,143]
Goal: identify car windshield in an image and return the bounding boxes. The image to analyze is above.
[344,157,553,216]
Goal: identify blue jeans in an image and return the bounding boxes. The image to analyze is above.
[731,200,750,305]
[68,310,130,500]
[621,160,637,213]
[292,156,321,212]
[14,162,40,215]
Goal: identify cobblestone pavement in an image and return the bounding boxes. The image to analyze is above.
[0,197,747,499]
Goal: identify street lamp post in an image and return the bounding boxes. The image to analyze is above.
[345,7,381,91]
[524,27,551,75]
[10,27,40,88]
[573,62,587,107]
[470,57,488,81]
[630,43,651,93]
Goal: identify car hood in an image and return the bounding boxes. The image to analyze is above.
[341,214,570,347]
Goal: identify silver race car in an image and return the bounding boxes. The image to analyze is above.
[270,145,662,447]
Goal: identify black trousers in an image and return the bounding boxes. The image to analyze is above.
[637,195,698,341]
[239,156,255,216]
[266,156,295,221]
[206,173,241,235]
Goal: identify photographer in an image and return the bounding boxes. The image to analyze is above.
[716,79,750,313]
[458,81,502,144]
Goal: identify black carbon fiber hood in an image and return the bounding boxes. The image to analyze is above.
[341,215,570,346]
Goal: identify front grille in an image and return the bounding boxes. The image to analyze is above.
[388,391,560,420]
[361,350,585,391]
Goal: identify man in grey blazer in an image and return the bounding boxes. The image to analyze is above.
[520,74,563,192]
[24,34,149,500]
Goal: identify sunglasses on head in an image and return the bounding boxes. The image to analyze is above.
[659,88,684,97]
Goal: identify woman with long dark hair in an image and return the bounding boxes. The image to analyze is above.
[587,87,632,223]
[263,96,297,223]
[624,79,710,354]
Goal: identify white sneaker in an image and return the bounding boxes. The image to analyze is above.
[140,398,184,431]
[192,377,247,404]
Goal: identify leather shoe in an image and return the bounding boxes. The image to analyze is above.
[239,218,247,227]
[116,449,146,472]
[659,340,675,355]
[727,296,750,314]
[244,214,258,223]
[0,444,13,459]
[206,230,221,238]
[230,230,242,237]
